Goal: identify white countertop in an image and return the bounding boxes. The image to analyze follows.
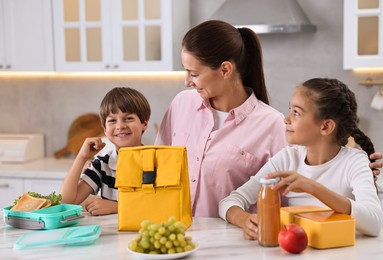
[0,158,73,179]
[1,214,383,259]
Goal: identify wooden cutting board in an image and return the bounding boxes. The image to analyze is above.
[54,113,104,159]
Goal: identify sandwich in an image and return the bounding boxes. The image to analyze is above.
[11,191,62,212]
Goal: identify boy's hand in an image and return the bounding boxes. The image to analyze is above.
[78,137,106,160]
[83,196,117,216]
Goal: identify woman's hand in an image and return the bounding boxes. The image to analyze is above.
[369,152,382,180]
[82,196,117,216]
[267,171,316,195]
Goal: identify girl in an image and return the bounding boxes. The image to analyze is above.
[219,78,383,239]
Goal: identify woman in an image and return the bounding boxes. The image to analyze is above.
[155,20,382,217]
[155,20,285,217]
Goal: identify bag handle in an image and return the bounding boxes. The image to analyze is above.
[142,149,156,185]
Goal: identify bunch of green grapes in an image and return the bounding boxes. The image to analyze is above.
[128,216,196,254]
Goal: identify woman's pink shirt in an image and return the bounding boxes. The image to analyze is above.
[155,89,286,217]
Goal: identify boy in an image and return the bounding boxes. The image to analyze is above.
[60,87,151,215]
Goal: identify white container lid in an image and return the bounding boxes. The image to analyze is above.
[260,177,281,185]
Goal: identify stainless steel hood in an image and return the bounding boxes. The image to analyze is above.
[209,0,317,34]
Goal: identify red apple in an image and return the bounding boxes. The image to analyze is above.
[278,223,308,254]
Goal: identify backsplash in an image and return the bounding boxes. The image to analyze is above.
[0,74,185,157]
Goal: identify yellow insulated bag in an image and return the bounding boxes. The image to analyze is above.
[115,145,192,231]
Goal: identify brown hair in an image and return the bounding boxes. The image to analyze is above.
[182,20,269,104]
[301,78,375,162]
[99,87,151,128]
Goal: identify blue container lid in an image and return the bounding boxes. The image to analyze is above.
[14,224,102,249]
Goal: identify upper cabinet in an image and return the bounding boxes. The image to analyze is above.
[0,0,54,71]
[344,0,383,69]
[52,0,189,72]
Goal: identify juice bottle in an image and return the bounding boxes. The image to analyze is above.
[257,177,281,247]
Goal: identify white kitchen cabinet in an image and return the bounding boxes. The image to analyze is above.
[0,0,54,71]
[0,178,62,209]
[0,158,72,209]
[344,0,383,69]
[0,178,23,209]
[52,0,189,72]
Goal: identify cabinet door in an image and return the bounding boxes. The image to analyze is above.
[53,0,188,71]
[0,0,5,70]
[52,0,112,71]
[23,179,62,195]
[0,178,23,209]
[344,0,383,69]
[0,0,54,71]
[110,0,172,71]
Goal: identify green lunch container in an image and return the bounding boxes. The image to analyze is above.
[2,204,84,230]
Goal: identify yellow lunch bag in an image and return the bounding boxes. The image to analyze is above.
[115,145,193,231]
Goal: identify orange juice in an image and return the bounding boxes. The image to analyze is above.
[257,177,281,247]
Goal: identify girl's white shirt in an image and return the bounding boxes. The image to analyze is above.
[219,145,383,236]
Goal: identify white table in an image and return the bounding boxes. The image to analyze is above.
[1,213,383,259]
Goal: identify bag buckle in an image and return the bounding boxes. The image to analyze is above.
[142,170,156,184]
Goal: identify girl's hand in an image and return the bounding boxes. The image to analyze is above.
[267,171,316,195]
[243,214,259,240]
[83,196,117,216]
[369,152,382,180]
[226,206,258,241]
[77,137,106,160]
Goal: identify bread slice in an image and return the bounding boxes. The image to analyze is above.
[40,200,52,209]
[11,193,47,212]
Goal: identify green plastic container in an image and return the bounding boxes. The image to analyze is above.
[14,225,102,249]
[3,204,84,230]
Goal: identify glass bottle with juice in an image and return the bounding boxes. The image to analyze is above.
[257,177,281,247]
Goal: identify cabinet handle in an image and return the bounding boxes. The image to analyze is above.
[105,64,110,69]
[0,65,3,69]
[5,64,11,69]
[113,64,119,69]
[0,183,10,188]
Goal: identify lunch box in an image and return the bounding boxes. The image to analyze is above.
[2,204,84,230]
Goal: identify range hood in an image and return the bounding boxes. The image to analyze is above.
[209,0,317,34]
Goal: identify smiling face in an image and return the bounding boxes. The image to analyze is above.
[284,87,324,146]
[104,109,147,150]
[181,49,226,100]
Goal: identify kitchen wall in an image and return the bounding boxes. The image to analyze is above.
[0,74,185,157]
[1,0,383,170]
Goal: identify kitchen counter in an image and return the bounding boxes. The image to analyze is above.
[0,158,73,179]
[1,214,383,259]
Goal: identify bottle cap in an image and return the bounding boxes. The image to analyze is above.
[260,177,281,184]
